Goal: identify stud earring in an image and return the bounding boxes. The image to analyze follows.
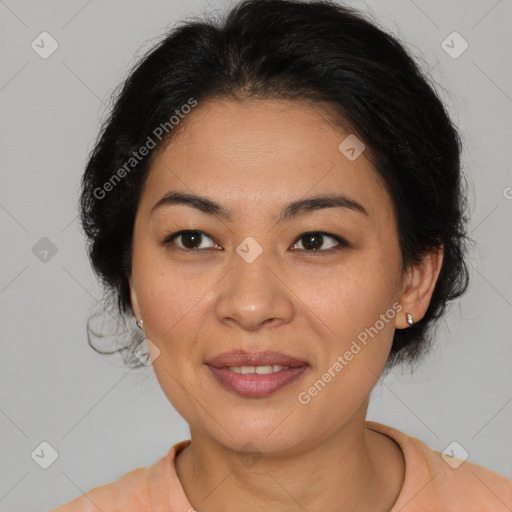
[136,319,144,330]
[405,313,414,327]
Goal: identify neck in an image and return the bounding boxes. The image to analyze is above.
[174,408,405,512]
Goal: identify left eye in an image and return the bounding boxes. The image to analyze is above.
[291,232,346,252]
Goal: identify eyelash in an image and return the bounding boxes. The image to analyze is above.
[161,230,349,255]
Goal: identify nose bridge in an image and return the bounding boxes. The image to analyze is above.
[214,236,295,330]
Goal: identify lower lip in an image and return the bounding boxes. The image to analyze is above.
[206,365,309,398]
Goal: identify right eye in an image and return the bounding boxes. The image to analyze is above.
[163,230,221,251]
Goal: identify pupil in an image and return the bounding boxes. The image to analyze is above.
[304,233,322,250]
[183,232,200,249]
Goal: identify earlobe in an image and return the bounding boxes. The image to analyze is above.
[396,246,444,329]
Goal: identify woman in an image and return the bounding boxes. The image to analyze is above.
[50,0,512,510]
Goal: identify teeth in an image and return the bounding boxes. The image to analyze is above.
[228,365,290,374]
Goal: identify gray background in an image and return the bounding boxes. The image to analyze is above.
[0,0,511,510]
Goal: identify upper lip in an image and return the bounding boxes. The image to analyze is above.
[205,350,309,368]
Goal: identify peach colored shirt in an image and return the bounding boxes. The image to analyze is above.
[49,420,512,511]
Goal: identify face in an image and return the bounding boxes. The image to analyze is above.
[129,98,411,455]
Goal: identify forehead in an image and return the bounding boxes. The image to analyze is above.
[142,98,393,220]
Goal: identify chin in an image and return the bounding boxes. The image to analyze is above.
[201,408,314,456]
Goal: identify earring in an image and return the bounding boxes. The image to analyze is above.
[405,313,414,327]
[136,319,144,330]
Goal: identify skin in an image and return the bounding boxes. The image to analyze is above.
[129,98,443,512]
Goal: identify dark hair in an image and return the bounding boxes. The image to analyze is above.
[80,0,469,372]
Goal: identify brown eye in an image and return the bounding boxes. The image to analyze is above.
[165,230,219,250]
[291,232,347,252]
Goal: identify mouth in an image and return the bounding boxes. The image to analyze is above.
[224,364,293,374]
[205,350,309,398]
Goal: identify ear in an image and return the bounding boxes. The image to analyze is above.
[396,246,444,329]
[129,275,142,321]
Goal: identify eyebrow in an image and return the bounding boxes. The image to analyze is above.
[150,191,368,221]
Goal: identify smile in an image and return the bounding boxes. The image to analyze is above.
[206,364,309,398]
[227,365,290,374]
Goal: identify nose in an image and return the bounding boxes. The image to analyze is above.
[214,246,295,332]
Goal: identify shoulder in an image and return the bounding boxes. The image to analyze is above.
[48,479,119,511]
[365,420,512,511]
[426,448,512,508]
[48,452,170,512]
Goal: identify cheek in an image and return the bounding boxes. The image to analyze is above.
[133,264,215,428]
[310,253,401,337]
[294,281,399,433]
[132,246,214,339]
[138,277,189,337]
[299,251,402,401]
